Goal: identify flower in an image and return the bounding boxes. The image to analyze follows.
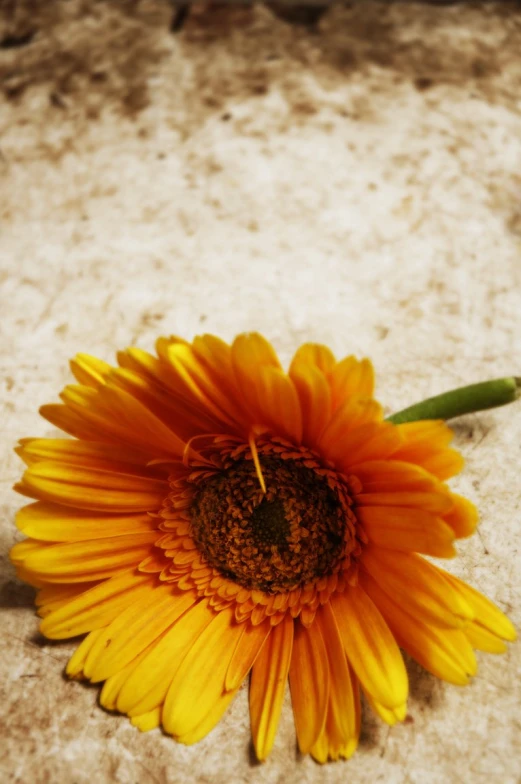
[11,333,516,762]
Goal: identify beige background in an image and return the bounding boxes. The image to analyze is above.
[1,2,521,782]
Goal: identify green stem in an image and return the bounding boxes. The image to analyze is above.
[386,377,521,424]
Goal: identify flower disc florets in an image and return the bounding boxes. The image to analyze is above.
[190,456,350,593]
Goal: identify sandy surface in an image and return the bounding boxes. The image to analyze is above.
[1,2,521,782]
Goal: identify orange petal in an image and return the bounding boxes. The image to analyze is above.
[442,494,478,538]
[290,343,336,375]
[330,356,374,408]
[362,547,474,628]
[250,613,294,761]
[330,586,408,710]
[310,603,359,763]
[335,422,404,470]
[289,619,329,753]
[357,506,456,558]
[349,460,441,493]
[70,354,111,388]
[391,421,464,480]
[289,363,332,448]
[225,620,272,691]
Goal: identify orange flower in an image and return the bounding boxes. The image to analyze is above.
[11,333,515,762]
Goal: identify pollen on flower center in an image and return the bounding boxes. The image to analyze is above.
[189,456,352,593]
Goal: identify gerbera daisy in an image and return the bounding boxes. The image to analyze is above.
[11,333,516,762]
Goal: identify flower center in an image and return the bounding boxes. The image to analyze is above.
[189,456,351,593]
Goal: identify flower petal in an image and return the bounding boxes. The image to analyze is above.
[464,623,507,654]
[330,356,374,408]
[16,502,157,542]
[350,460,441,493]
[357,506,456,558]
[392,421,464,480]
[16,462,167,512]
[231,332,304,442]
[250,613,293,761]
[290,343,336,375]
[310,602,360,763]
[441,572,516,642]
[289,363,332,448]
[225,620,272,692]
[289,619,330,754]
[84,585,197,682]
[361,570,477,685]
[70,354,111,388]
[130,708,161,732]
[330,585,408,710]
[117,599,215,716]
[39,570,153,638]
[334,422,403,469]
[162,607,243,738]
[12,533,156,583]
[362,547,474,628]
[442,494,478,538]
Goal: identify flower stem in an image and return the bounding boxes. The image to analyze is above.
[386,377,521,424]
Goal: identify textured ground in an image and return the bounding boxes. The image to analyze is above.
[1,1,521,782]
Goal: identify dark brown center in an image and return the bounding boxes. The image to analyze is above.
[189,456,349,593]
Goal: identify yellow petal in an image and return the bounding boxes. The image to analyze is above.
[162,607,243,738]
[362,547,474,628]
[100,641,158,711]
[16,533,157,583]
[289,619,330,754]
[365,694,407,725]
[16,502,157,542]
[40,570,152,638]
[361,570,477,685]
[441,572,516,642]
[17,461,167,512]
[225,620,272,692]
[250,613,293,761]
[465,622,507,654]
[84,586,197,682]
[358,506,456,558]
[40,403,106,442]
[330,586,408,710]
[117,599,215,716]
[175,690,238,746]
[309,603,359,763]
[130,708,161,732]
[70,354,111,388]
[166,343,241,430]
[16,438,155,472]
[66,629,105,679]
[259,365,303,443]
